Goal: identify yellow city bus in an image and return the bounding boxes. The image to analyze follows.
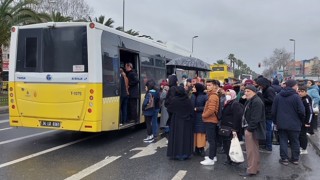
[8,22,190,132]
[208,64,234,82]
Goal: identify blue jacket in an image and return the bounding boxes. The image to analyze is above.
[191,93,208,133]
[307,85,320,106]
[272,87,305,131]
[142,90,158,116]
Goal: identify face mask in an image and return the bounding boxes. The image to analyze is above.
[226,95,232,101]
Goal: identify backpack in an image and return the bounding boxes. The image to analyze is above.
[145,93,154,110]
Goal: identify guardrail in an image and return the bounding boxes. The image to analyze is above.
[0,93,8,106]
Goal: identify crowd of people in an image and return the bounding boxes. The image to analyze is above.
[130,69,319,177]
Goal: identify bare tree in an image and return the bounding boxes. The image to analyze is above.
[32,0,93,21]
[262,48,291,78]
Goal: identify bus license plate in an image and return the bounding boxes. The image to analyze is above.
[40,121,61,128]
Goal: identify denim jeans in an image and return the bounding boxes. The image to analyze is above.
[204,122,217,159]
[279,130,300,161]
[152,109,160,137]
[265,119,273,151]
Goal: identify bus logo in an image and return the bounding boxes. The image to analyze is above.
[46,74,52,81]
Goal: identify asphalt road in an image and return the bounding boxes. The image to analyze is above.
[0,114,319,180]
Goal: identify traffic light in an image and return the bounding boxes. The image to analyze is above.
[258,63,261,68]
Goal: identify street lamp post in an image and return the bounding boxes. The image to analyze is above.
[123,0,125,31]
[289,39,295,61]
[191,36,198,56]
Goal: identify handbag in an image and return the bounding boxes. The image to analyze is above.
[145,93,154,110]
[229,134,244,163]
[218,125,232,137]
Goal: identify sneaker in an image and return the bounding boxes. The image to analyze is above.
[143,135,154,142]
[279,159,289,166]
[144,138,154,143]
[300,149,308,155]
[200,158,215,165]
[289,159,299,165]
[204,156,217,162]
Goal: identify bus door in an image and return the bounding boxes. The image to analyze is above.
[119,50,140,124]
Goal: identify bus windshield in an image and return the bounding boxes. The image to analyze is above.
[16,26,88,73]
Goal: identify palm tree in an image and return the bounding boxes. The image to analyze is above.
[38,11,72,22]
[90,15,114,28]
[0,0,40,73]
[237,59,243,70]
[215,60,226,64]
[125,29,139,36]
[0,0,40,46]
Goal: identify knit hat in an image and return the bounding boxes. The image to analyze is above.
[244,79,254,86]
[244,85,257,93]
[160,80,168,87]
[223,84,233,91]
[285,79,297,88]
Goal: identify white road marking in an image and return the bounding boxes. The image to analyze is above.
[130,138,167,159]
[0,130,56,145]
[171,170,187,180]
[0,135,96,169]
[0,120,9,124]
[0,127,13,131]
[64,156,121,180]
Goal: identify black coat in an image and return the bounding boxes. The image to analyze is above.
[165,75,178,108]
[166,94,194,158]
[244,95,266,140]
[220,100,243,132]
[126,70,139,98]
[272,87,305,131]
[191,93,208,133]
[261,86,276,119]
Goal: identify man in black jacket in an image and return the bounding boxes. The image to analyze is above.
[240,85,266,177]
[125,63,139,123]
[256,77,276,152]
[272,79,305,166]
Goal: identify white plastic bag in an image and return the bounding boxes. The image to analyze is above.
[229,135,244,163]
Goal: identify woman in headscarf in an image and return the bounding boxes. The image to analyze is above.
[167,86,194,160]
[191,83,208,156]
[220,89,244,165]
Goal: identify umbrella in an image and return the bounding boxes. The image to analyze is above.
[166,56,211,71]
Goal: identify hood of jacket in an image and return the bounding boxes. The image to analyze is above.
[168,75,178,87]
[279,87,297,97]
[256,77,271,89]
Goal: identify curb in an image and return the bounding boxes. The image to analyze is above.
[308,131,320,157]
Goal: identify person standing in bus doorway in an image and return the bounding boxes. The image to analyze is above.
[125,63,139,123]
[201,79,220,165]
[120,68,129,125]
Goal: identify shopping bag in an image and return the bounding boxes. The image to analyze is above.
[229,135,244,163]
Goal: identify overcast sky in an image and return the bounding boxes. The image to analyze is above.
[86,0,320,73]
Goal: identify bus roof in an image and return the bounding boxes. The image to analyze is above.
[14,22,191,57]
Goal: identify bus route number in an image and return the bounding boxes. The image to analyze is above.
[71,91,82,96]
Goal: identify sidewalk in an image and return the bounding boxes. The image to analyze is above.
[308,130,320,156]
